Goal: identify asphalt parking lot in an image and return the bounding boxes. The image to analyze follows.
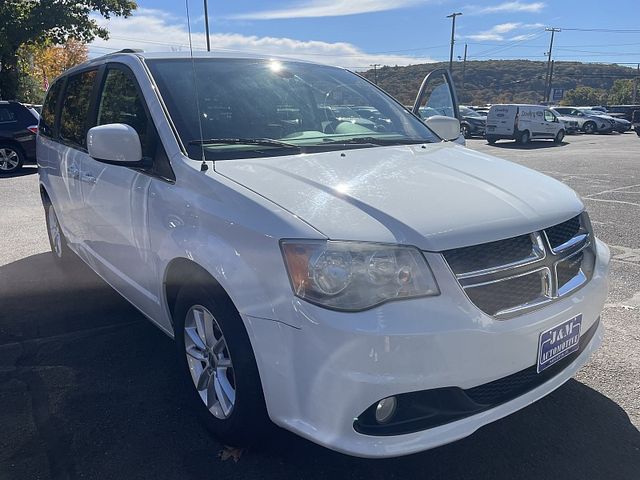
[1,133,639,480]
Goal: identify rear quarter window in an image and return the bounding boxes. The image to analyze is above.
[0,107,17,124]
[40,81,63,138]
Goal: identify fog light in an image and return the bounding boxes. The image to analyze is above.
[375,396,397,424]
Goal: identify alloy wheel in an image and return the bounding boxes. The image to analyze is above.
[48,206,63,258]
[184,305,236,419]
[0,148,20,171]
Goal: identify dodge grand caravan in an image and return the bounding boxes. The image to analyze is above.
[37,51,610,458]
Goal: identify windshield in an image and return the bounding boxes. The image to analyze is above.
[460,106,483,117]
[146,58,438,160]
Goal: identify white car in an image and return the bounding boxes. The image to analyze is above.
[552,107,614,134]
[37,51,610,458]
[485,104,566,144]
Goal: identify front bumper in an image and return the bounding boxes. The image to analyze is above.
[245,239,610,458]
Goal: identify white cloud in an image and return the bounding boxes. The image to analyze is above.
[89,8,434,69]
[230,0,425,20]
[466,2,545,15]
[465,22,544,41]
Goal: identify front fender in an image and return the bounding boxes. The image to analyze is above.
[149,157,324,330]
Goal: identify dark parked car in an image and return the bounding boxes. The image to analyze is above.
[633,110,640,137]
[0,101,39,174]
[605,105,640,123]
[459,105,486,138]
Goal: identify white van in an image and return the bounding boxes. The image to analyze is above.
[37,51,608,458]
[486,104,565,145]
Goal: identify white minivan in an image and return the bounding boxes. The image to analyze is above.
[486,104,566,145]
[37,51,609,458]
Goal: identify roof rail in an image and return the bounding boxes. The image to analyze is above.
[91,48,144,62]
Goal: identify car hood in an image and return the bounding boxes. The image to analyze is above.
[215,143,584,251]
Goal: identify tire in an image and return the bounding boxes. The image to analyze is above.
[486,136,497,144]
[517,130,530,144]
[636,129,640,137]
[173,282,270,447]
[461,124,472,139]
[44,201,72,263]
[554,129,565,144]
[0,144,24,174]
[583,121,596,134]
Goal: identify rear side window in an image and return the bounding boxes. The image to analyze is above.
[59,70,97,149]
[0,107,17,124]
[96,68,151,156]
[40,81,63,138]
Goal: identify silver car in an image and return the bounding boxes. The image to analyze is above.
[553,107,613,134]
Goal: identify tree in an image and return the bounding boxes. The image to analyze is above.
[0,0,136,100]
[561,86,608,106]
[608,79,634,105]
[18,40,89,102]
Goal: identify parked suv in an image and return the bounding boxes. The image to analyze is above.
[605,105,640,122]
[552,107,613,134]
[0,101,39,174]
[38,51,610,458]
[459,105,486,138]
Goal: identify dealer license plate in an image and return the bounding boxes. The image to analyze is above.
[537,314,582,373]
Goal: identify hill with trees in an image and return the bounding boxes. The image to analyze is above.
[360,60,639,106]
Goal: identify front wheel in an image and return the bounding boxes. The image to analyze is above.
[554,129,565,144]
[173,283,270,447]
[461,124,472,139]
[583,121,596,134]
[0,145,24,174]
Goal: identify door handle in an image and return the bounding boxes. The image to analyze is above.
[66,165,79,178]
[82,172,97,184]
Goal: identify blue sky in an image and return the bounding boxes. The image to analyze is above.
[90,1,640,69]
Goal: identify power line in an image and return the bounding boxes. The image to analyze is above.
[559,27,640,33]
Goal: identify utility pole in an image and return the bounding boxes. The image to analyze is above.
[204,0,211,51]
[461,43,468,102]
[544,27,561,103]
[447,12,463,74]
[548,60,555,103]
[370,64,380,84]
[633,63,639,104]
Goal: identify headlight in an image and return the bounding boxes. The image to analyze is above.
[280,240,439,311]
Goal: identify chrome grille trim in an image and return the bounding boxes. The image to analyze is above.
[456,233,546,280]
[443,213,595,319]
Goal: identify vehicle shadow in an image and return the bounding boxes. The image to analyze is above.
[0,166,38,179]
[0,252,638,479]
[487,141,569,150]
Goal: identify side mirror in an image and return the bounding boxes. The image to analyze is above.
[87,123,142,165]
[425,115,460,141]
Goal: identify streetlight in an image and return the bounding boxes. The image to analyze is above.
[446,12,463,73]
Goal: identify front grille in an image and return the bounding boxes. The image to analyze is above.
[444,234,536,275]
[444,213,594,319]
[465,270,545,317]
[546,215,581,250]
[557,251,584,288]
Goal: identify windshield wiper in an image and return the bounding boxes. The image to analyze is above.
[325,137,430,146]
[189,138,302,151]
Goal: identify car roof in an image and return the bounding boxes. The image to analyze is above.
[61,49,328,79]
